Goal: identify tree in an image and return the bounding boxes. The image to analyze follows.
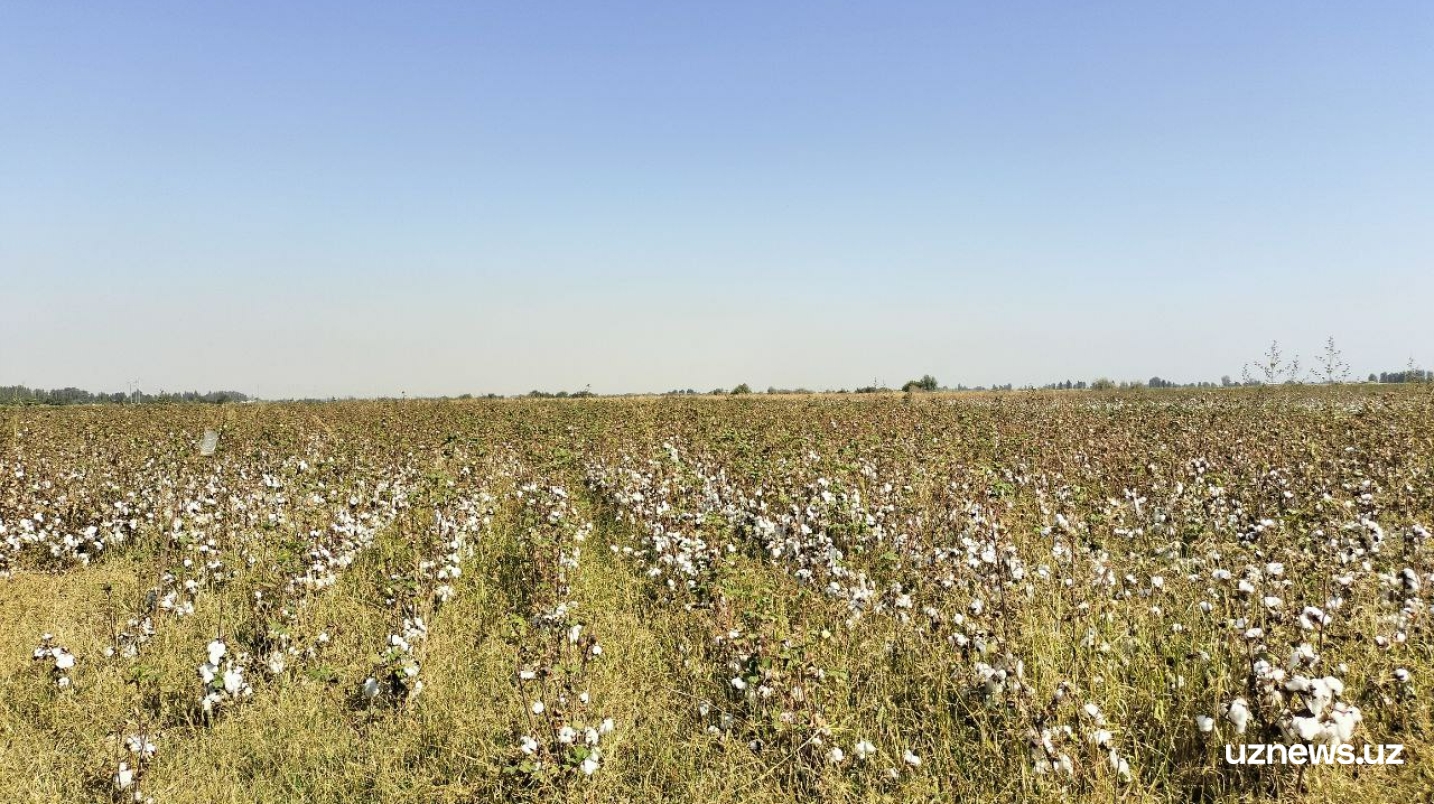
[1245,340,1302,385]
[1314,337,1350,384]
[902,375,939,393]
[730,383,752,395]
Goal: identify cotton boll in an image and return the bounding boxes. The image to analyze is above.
[1225,698,1250,734]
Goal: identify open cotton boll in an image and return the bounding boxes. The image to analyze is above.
[361,677,380,699]
[1224,698,1250,734]
[1288,715,1323,742]
[222,668,247,695]
[1109,750,1131,781]
[113,762,134,791]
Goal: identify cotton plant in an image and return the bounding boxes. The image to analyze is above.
[107,616,156,660]
[1206,634,1367,752]
[1010,682,1134,785]
[506,484,616,781]
[112,732,158,803]
[33,633,77,688]
[360,616,427,705]
[198,637,253,715]
[359,486,499,706]
[694,613,858,781]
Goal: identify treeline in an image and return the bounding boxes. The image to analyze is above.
[0,386,250,406]
[524,389,597,399]
[1042,377,1222,391]
[1369,370,1433,384]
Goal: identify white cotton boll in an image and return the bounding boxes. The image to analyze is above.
[207,639,226,665]
[114,762,134,791]
[600,717,615,734]
[1195,715,1214,733]
[125,735,157,758]
[828,746,845,763]
[731,677,747,691]
[581,756,600,775]
[1083,702,1106,727]
[1225,698,1250,734]
[557,726,576,745]
[903,749,921,767]
[518,735,538,755]
[53,651,75,670]
[1109,751,1131,782]
[223,668,245,695]
[854,739,876,760]
[1289,715,1323,742]
[1329,705,1361,743]
[532,701,545,715]
[361,677,380,699]
[519,670,536,681]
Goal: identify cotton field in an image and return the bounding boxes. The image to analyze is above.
[2,388,1431,803]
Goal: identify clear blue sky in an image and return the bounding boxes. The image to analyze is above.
[3,2,1430,397]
